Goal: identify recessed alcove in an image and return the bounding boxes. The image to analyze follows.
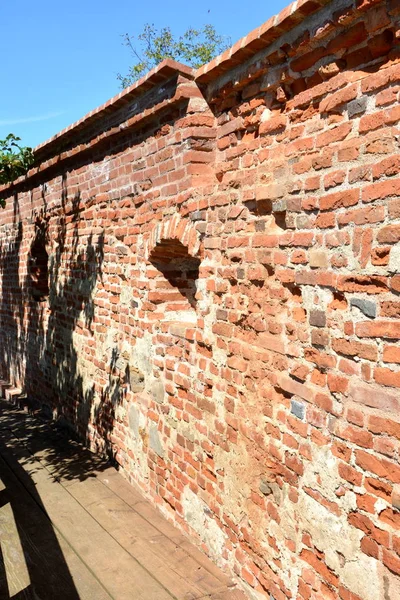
[149,238,200,321]
[28,229,49,301]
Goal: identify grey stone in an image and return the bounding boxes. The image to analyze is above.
[272,199,287,213]
[350,297,376,318]
[270,482,282,505]
[309,309,326,327]
[166,415,178,429]
[255,221,265,231]
[260,70,280,91]
[129,365,145,392]
[296,215,309,229]
[182,426,195,443]
[291,398,306,421]
[149,423,164,458]
[150,379,165,404]
[347,96,367,118]
[190,210,206,222]
[129,405,139,438]
[285,213,296,229]
[259,479,273,496]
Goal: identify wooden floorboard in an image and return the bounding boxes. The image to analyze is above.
[0,401,248,600]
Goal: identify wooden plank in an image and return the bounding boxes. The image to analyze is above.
[0,454,111,600]
[68,480,215,600]
[0,402,247,600]
[0,441,173,600]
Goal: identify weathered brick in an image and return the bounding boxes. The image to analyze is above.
[337,205,384,226]
[355,450,400,483]
[362,179,400,203]
[372,155,400,180]
[320,83,358,113]
[374,367,400,388]
[259,114,287,135]
[377,224,400,244]
[355,320,400,339]
[332,338,377,361]
[316,123,353,148]
[309,309,326,327]
[392,485,400,511]
[319,189,359,211]
[371,246,390,266]
[383,345,400,363]
[0,4,398,598]
[327,22,368,53]
[338,275,388,294]
[349,380,400,412]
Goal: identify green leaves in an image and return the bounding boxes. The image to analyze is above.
[117,23,230,88]
[0,133,34,188]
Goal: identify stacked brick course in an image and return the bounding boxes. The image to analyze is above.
[1,1,400,598]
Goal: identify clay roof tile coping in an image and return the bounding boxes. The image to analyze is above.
[195,0,333,83]
[1,0,339,192]
[33,59,196,156]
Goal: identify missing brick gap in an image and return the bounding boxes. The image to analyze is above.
[149,238,200,313]
[273,211,287,230]
[274,385,292,400]
[29,219,49,302]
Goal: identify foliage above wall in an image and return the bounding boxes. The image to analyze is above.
[117,23,230,88]
[0,134,34,203]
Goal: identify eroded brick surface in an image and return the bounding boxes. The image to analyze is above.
[1,1,400,599]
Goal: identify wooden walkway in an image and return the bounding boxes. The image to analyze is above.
[0,401,247,600]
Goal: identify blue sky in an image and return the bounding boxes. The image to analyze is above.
[1,0,289,149]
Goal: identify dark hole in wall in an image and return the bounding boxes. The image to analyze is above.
[29,230,49,301]
[243,198,288,228]
[274,211,287,230]
[150,239,200,309]
[244,198,272,216]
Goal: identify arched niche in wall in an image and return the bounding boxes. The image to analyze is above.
[147,215,203,323]
[28,218,49,302]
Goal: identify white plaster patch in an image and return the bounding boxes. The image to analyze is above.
[120,284,133,306]
[90,159,110,182]
[260,108,272,122]
[388,244,400,273]
[342,555,381,600]
[182,486,226,560]
[163,309,197,323]
[134,331,155,377]
[375,498,388,514]
[301,286,332,310]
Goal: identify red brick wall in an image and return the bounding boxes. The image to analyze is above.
[1,1,400,599]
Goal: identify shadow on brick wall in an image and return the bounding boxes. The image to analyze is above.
[0,103,189,467]
[0,176,124,462]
